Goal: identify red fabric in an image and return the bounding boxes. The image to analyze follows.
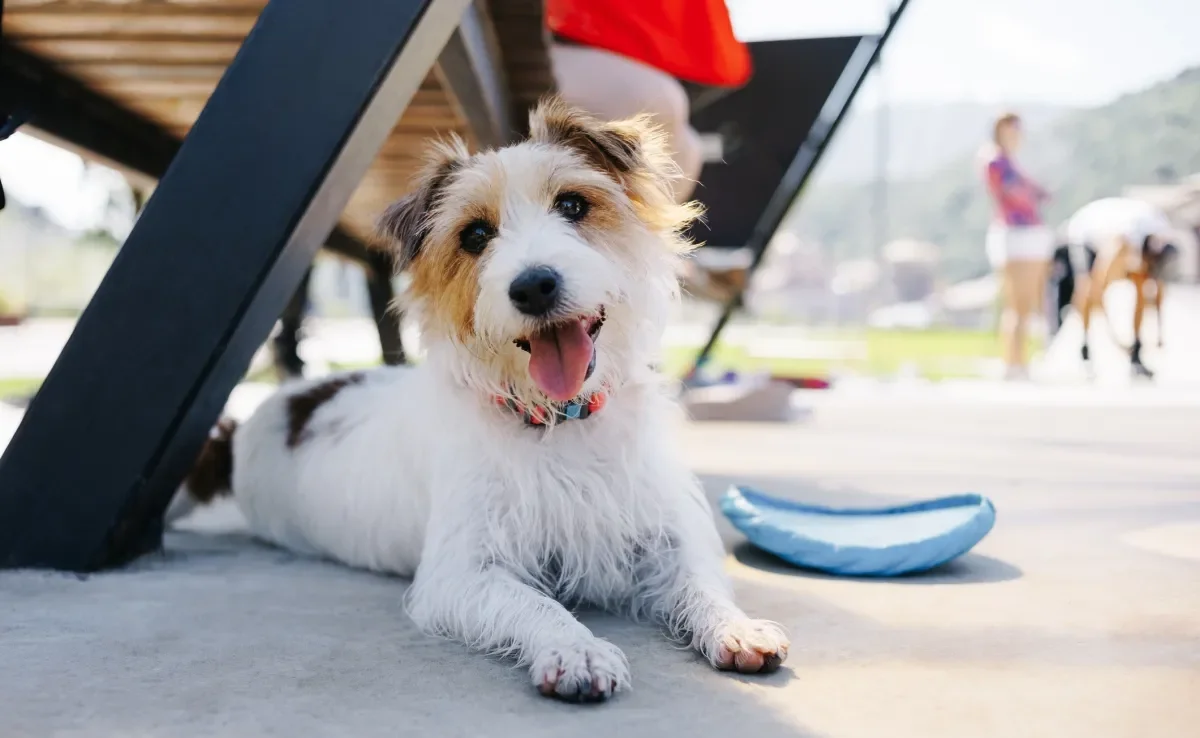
[546,0,752,88]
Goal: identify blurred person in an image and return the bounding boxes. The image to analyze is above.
[1061,197,1179,379]
[545,0,751,203]
[982,112,1052,380]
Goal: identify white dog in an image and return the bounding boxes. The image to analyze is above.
[174,98,788,702]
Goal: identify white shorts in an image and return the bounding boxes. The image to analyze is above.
[986,224,1053,269]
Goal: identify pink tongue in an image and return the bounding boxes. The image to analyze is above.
[527,320,594,402]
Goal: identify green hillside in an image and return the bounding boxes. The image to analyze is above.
[788,66,1200,280]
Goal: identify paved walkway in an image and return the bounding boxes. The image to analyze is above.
[3,394,1198,737]
[3,289,1198,736]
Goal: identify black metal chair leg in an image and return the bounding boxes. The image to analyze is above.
[273,266,313,380]
[366,251,406,365]
[0,0,469,572]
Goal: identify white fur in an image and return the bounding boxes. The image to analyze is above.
[178,122,788,701]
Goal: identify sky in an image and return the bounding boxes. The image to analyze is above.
[728,0,1200,108]
[2,0,1199,231]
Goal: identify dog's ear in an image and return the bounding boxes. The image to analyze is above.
[377,136,468,270]
[529,96,646,178]
[529,96,699,233]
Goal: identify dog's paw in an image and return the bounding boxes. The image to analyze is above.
[530,639,630,703]
[706,619,789,674]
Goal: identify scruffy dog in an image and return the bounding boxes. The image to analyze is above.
[174,98,789,702]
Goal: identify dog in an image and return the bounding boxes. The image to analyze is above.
[170,98,789,702]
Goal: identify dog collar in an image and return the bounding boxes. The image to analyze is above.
[492,390,608,427]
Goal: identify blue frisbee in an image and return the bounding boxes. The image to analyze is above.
[721,486,996,577]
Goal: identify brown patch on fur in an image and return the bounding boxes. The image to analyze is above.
[529,96,701,241]
[185,418,238,502]
[376,137,469,270]
[406,226,484,341]
[534,98,642,177]
[557,183,626,236]
[286,373,365,448]
[378,135,482,340]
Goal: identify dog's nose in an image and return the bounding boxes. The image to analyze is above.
[508,266,562,316]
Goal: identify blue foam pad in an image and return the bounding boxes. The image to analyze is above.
[721,486,996,577]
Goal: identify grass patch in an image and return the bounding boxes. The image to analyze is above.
[31,328,1020,398]
[299,329,1027,382]
[662,328,1035,381]
[0,376,43,400]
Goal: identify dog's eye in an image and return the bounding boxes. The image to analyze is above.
[459,219,495,255]
[553,192,589,222]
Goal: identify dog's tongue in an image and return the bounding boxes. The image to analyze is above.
[527,320,594,402]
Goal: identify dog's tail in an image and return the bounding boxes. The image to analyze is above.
[164,418,238,525]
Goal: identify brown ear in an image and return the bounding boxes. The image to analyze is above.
[529,96,661,180]
[530,96,699,234]
[376,136,468,270]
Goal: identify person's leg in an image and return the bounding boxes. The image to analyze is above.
[1034,258,1051,315]
[999,262,1023,373]
[1065,241,1090,353]
[1081,245,1126,367]
[1079,265,1104,364]
[1153,277,1165,347]
[1129,272,1152,377]
[549,44,702,201]
[1131,274,1147,344]
[1007,259,1045,373]
[1072,272,1092,361]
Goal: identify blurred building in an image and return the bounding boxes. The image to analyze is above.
[0,199,117,318]
[939,273,998,329]
[882,238,940,302]
[748,231,831,321]
[829,258,881,324]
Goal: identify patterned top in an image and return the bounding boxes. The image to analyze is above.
[984,152,1047,227]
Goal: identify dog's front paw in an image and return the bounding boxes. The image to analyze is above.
[706,619,789,674]
[531,639,630,703]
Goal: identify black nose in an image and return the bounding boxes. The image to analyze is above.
[508,266,562,316]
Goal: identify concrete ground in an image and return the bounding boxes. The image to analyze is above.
[2,386,1198,737]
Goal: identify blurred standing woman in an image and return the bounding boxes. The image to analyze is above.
[983,112,1051,380]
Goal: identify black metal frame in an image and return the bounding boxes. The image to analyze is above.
[0,38,406,366]
[0,0,470,572]
[436,0,517,149]
[688,0,912,374]
[326,228,407,366]
[0,43,179,184]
